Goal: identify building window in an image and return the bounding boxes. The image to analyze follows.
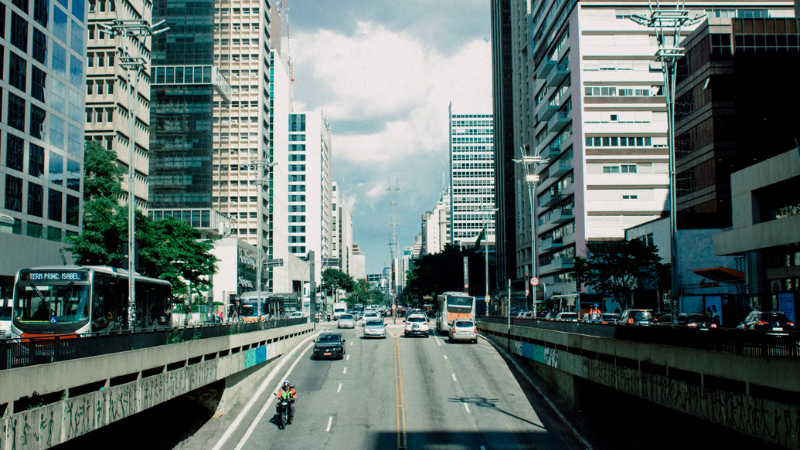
[53,7,67,43]
[49,151,63,185]
[86,80,93,96]
[34,0,48,27]
[11,13,28,52]
[8,92,26,131]
[52,43,67,78]
[6,134,24,172]
[29,142,45,179]
[622,195,638,200]
[32,28,47,64]
[10,52,27,93]
[29,105,46,140]
[28,182,44,217]
[31,66,46,102]
[49,114,64,149]
[5,175,23,212]
[69,54,83,87]
[48,189,62,221]
[66,159,80,191]
[66,194,79,225]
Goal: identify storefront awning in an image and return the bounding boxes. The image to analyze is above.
[693,266,745,284]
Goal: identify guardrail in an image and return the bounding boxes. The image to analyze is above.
[479,316,800,359]
[0,317,309,371]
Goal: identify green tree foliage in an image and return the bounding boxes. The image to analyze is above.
[67,142,218,300]
[402,245,489,307]
[573,239,666,309]
[320,268,355,299]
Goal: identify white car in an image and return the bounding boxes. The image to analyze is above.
[449,320,478,343]
[404,314,429,338]
[362,311,380,324]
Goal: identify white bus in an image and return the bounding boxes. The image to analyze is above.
[435,292,476,334]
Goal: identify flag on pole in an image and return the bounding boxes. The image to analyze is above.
[473,226,486,249]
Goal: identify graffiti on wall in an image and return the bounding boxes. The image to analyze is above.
[543,348,559,369]
[583,358,800,450]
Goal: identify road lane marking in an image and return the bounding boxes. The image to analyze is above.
[482,336,594,450]
[350,341,353,346]
[229,341,315,450]
[443,355,448,360]
[326,416,333,432]
[347,354,350,361]
[436,337,441,346]
[393,336,408,449]
[343,367,347,374]
[337,383,342,393]
[452,373,457,382]
[464,403,471,413]
[212,332,320,450]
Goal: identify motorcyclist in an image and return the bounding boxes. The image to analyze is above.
[589,303,601,321]
[275,380,296,428]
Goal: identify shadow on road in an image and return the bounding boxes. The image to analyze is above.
[448,396,546,429]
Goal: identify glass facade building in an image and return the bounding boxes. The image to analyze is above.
[0,0,86,242]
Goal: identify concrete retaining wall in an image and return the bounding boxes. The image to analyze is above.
[480,321,800,449]
[0,323,314,449]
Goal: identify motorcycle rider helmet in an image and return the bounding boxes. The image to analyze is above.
[283,380,290,387]
[593,303,598,308]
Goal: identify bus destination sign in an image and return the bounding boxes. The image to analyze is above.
[21,271,89,281]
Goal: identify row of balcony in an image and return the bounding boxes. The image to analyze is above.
[539,257,575,274]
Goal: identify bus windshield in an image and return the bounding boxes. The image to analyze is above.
[447,296,473,314]
[240,300,267,317]
[15,282,90,324]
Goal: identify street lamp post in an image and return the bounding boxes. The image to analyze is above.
[246,159,278,322]
[513,148,548,315]
[99,20,168,330]
[478,207,498,317]
[630,3,704,321]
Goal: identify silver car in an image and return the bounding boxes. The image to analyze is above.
[362,319,386,339]
[362,312,380,324]
[338,314,355,329]
[448,320,478,344]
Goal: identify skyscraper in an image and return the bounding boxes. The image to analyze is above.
[448,105,496,249]
[86,0,151,209]
[0,0,87,283]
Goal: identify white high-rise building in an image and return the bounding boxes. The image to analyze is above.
[422,188,451,255]
[449,105,496,248]
[332,183,353,274]
[287,111,333,278]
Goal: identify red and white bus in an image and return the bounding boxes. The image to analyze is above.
[435,292,476,334]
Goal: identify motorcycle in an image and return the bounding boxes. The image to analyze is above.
[276,394,294,429]
[326,314,331,322]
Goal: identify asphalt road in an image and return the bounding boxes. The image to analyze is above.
[188,319,583,450]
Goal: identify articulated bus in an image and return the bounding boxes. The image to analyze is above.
[236,291,283,322]
[435,292,476,334]
[11,266,172,338]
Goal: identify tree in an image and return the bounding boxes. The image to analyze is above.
[573,239,665,310]
[402,244,491,306]
[67,141,218,302]
[320,269,355,303]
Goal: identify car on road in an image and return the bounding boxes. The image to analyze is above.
[618,309,655,326]
[555,312,579,322]
[544,312,558,321]
[404,314,429,337]
[516,311,534,319]
[312,333,346,359]
[449,320,478,343]
[362,311,380,324]
[338,314,356,329]
[657,313,716,328]
[288,312,304,319]
[600,313,620,324]
[737,311,794,332]
[363,319,386,339]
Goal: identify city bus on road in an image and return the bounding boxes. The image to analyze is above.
[10,266,172,338]
[236,292,296,321]
[435,292,476,334]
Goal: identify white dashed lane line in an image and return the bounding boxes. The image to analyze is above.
[343,367,347,374]
[464,403,471,413]
[337,383,342,393]
[347,354,350,361]
[452,373,457,382]
[326,416,333,432]
[443,355,448,360]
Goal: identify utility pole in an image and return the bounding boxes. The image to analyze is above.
[387,179,401,322]
[630,1,704,322]
[513,148,548,315]
[309,250,316,325]
[247,159,278,321]
[99,20,169,330]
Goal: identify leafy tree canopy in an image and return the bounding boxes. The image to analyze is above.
[67,142,218,299]
[402,245,491,307]
[573,239,666,310]
[320,268,355,297]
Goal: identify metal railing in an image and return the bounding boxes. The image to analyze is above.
[479,316,800,359]
[0,317,309,371]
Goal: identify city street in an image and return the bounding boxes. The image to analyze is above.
[186,320,583,450]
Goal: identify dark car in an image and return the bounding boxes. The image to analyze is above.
[544,312,558,321]
[535,311,548,319]
[738,311,795,333]
[618,309,655,326]
[677,313,715,328]
[600,313,619,324]
[312,333,346,360]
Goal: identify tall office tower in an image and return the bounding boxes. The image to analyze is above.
[675,14,800,229]
[331,181,339,266]
[0,0,87,284]
[448,105,496,248]
[333,184,353,275]
[490,0,518,286]
[350,243,365,280]
[149,0,231,236]
[421,188,451,255]
[502,0,795,297]
[210,1,281,291]
[266,49,291,292]
[86,0,151,209]
[286,111,333,272]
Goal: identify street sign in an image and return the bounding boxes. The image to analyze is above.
[264,259,284,267]
[50,316,58,324]
[464,284,469,289]
[530,277,539,286]
[484,295,490,303]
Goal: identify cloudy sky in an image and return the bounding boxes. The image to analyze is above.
[289,0,493,274]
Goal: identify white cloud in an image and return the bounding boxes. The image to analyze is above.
[293,22,492,166]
